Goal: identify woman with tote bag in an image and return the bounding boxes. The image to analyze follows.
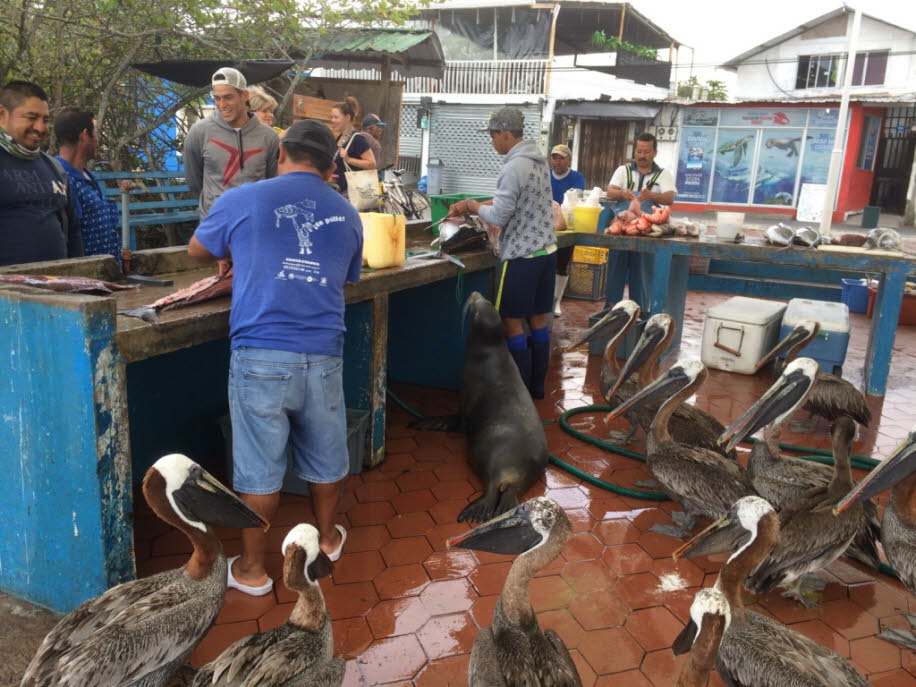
[330,96,377,209]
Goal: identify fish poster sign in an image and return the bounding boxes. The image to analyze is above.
[753,129,805,205]
[800,131,835,186]
[711,129,755,204]
[676,127,715,201]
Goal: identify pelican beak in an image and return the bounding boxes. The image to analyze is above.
[671,511,750,560]
[175,467,270,531]
[835,431,916,513]
[604,319,667,402]
[446,503,542,555]
[606,364,690,424]
[566,304,635,352]
[754,324,812,370]
[717,366,815,452]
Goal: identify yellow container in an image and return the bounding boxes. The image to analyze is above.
[573,206,601,233]
[572,245,609,265]
[360,213,406,268]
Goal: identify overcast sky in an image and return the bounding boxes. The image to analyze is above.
[630,0,916,79]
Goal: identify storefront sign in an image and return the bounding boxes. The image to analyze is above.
[720,108,803,127]
[675,127,715,201]
[683,109,719,127]
[808,109,839,128]
[711,128,756,203]
[753,129,804,205]
[800,131,835,185]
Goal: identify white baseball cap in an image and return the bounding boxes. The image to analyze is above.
[211,67,247,91]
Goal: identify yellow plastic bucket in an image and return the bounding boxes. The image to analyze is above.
[573,206,601,233]
[360,213,406,268]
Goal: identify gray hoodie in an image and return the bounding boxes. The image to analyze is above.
[477,139,554,261]
[183,111,279,217]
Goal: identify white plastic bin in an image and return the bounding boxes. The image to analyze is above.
[715,212,745,240]
[701,297,787,374]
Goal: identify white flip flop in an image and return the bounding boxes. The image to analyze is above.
[226,555,274,596]
[328,525,347,562]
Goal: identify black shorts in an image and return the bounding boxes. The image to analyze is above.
[495,252,557,319]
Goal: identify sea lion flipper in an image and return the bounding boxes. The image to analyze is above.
[408,414,464,432]
[457,492,498,523]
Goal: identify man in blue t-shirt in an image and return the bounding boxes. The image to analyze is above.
[549,144,585,316]
[189,119,363,596]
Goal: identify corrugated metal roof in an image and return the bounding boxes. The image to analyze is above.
[674,93,916,105]
[303,29,445,78]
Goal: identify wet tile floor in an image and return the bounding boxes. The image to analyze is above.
[134,292,916,686]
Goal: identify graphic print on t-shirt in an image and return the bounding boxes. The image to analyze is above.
[273,199,348,286]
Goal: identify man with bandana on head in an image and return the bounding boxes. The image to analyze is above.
[0,80,83,266]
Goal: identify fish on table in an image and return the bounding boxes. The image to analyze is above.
[763,223,794,247]
[0,274,137,295]
[119,269,233,324]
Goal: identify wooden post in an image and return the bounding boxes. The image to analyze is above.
[618,3,627,41]
[366,294,389,468]
[544,4,561,95]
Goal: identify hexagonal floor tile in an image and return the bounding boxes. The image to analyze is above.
[333,616,374,659]
[417,612,477,660]
[469,562,513,597]
[528,575,575,612]
[414,653,471,687]
[424,549,478,581]
[562,532,605,561]
[373,563,430,600]
[624,606,684,651]
[569,588,628,630]
[323,581,379,619]
[355,634,427,683]
[561,559,616,594]
[578,627,644,675]
[381,535,434,566]
[366,595,430,639]
[333,550,386,585]
[420,578,477,615]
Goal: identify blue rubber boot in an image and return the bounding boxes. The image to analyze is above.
[509,348,532,390]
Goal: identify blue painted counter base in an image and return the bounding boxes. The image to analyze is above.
[0,292,133,612]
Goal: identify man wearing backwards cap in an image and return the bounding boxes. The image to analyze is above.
[548,144,585,316]
[360,113,385,167]
[183,67,279,217]
[446,106,555,400]
[189,119,363,595]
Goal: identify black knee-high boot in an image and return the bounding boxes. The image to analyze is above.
[530,338,550,399]
[509,347,532,390]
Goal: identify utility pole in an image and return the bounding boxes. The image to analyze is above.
[819,7,861,236]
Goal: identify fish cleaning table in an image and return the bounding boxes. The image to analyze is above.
[574,232,916,397]
[0,232,544,612]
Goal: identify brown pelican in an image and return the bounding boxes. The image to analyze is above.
[605,314,737,461]
[755,319,871,432]
[688,363,870,605]
[606,359,754,537]
[567,300,641,443]
[21,454,269,687]
[719,358,881,572]
[672,496,870,687]
[836,429,916,648]
[447,497,581,686]
[191,523,343,686]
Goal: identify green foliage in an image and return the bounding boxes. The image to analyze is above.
[0,0,427,169]
[676,75,728,101]
[589,30,658,60]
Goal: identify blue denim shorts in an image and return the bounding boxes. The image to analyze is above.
[229,347,349,494]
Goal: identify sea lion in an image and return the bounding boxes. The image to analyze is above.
[411,291,548,523]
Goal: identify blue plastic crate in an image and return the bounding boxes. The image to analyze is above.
[841,278,869,314]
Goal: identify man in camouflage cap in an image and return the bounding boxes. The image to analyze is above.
[446,106,555,399]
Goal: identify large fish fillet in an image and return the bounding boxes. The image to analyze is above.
[119,269,233,324]
[0,274,136,295]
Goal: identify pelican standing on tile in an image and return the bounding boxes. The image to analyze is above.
[755,320,871,432]
[673,496,870,687]
[448,496,581,686]
[21,454,269,687]
[567,299,641,443]
[191,523,343,686]
[606,359,754,537]
[705,360,877,605]
[719,357,880,572]
[836,429,916,648]
[605,314,737,461]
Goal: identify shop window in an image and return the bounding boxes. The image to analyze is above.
[852,51,888,86]
[795,55,841,89]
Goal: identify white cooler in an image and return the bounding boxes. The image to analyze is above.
[701,297,787,374]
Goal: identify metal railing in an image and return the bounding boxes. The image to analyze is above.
[311,59,549,95]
